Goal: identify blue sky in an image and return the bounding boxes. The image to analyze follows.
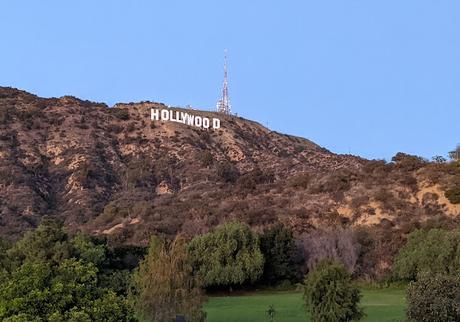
[1,1,459,160]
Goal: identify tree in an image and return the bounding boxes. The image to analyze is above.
[296,229,360,276]
[303,259,363,322]
[0,259,135,321]
[448,145,460,161]
[392,229,460,281]
[7,218,72,267]
[260,223,296,284]
[188,222,264,288]
[0,219,136,321]
[432,155,447,163]
[406,274,460,322]
[391,152,427,171]
[0,237,11,271]
[132,236,206,322]
[8,219,107,270]
[72,232,107,266]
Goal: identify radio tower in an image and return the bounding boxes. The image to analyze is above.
[216,49,231,114]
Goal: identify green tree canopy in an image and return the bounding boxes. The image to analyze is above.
[303,259,363,322]
[260,223,296,284]
[131,236,206,322]
[188,222,264,288]
[7,218,72,267]
[0,219,136,321]
[0,259,135,321]
[7,219,107,270]
[392,228,460,281]
[406,274,460,322]
[0,237,11,271]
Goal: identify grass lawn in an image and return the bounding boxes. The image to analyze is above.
[204,288,406,322]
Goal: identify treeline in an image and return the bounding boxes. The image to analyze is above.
[2,219,460,321]
[0,219,364,321]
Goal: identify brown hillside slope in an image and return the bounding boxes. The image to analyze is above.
[0,87,459,245]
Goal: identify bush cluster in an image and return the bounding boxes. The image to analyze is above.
[393,228,460,321]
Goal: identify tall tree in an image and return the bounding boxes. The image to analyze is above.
[7,218,72,267]
[393,229,460,281]
[260,223,296,284]
[188,222,264,288]
[132,236,206,322]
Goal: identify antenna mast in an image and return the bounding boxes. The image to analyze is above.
[217,49,231,114]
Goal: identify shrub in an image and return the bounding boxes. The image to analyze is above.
[391,152,427,171]
[216,161,240,183]
[188,222,264,288]
[126,122,136,132]
[107,124,123,133]
[406,274,460,322]
[445,186,460,204]
[303,259,364,322]
[363,159,389,174]
[0,107,10,124]
[198,151,214,167]
[109,108,130,120]
[287,172,311,189]
[236,168,274,191]
[311,169,357,194]
[199,131,211,143]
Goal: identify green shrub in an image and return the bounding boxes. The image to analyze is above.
[303,259,364,322]
[406,274,460,322]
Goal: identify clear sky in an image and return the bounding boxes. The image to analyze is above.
[1,1,459,160]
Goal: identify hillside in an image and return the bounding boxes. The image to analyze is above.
[1,87,459,251]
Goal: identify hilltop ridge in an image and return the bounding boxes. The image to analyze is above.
[0,87,459,252]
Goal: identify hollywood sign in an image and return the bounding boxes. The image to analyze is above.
[150,108,221,129]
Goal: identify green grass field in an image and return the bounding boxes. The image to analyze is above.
[205,288,406,322]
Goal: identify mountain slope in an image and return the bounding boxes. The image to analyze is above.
[0,87,459,245]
